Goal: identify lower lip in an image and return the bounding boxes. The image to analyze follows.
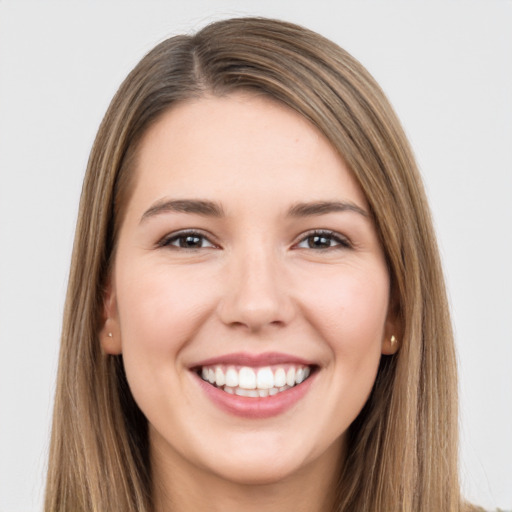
[193,371,316,419]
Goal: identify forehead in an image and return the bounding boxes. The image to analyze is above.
[129,92,367,213]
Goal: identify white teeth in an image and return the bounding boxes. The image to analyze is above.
[234,387,259,398]
[286,367,295,387]
[256,367,274,389]
[274,368,286,387]
[225,367,238,387]
[215,367,225,387]
[199,363,313,397]
[239,367,257,389]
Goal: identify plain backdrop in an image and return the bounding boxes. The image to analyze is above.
[0,1,511,511]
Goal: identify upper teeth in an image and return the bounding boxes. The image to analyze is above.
[200,364,311,391]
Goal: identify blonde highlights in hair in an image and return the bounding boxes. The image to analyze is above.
[45,17,465,511]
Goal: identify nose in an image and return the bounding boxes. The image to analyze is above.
[217,247,295,332]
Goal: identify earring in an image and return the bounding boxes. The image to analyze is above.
[390,335,397,346]
[108,332,113,338]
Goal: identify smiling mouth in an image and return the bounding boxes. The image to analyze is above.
[196,364,314,397]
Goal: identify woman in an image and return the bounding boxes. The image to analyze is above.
[45,17,474,511]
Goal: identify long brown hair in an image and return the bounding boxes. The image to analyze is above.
[45,17,465,511]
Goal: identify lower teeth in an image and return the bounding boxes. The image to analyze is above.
[220,384,293,397]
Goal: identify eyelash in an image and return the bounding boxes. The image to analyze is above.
[294,230,352,250]
[157,229,351,251]
[157,229,217,250]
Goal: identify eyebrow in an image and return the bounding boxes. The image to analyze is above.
[140,198,369,224]
[287,201,369,218]
[140,199,225,223]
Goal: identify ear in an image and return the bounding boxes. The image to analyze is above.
[381,295,401,356]
[99,277,123,355]
[381,324,400,355]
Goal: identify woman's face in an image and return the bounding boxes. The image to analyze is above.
[102,93,397,486]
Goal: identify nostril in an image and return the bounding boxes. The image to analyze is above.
[218,301,293,332]
[216,269,295,330]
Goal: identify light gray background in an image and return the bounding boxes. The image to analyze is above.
[0,1,511,511]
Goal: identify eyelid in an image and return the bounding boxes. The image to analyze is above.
[155,228,351,251]
[156,229,220,250]
[293,229,352,250]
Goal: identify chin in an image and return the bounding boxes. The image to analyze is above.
[208,457,304,486]
[198,434,329,487]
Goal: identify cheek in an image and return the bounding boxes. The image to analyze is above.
[304,265,390,352]
[115,261,217,368]
[301,263,389,403]
[114,262,220,422]
[287,264,390,443]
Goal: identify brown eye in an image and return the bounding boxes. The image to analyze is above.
[307,234,333,249]
[176,235,204,248]
[160,231,216,250]
[296,231,351,250]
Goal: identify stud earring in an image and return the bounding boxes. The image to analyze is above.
[108,332,113,338]
[390,335,397,346]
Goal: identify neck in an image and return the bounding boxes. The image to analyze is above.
[151,436,343,512]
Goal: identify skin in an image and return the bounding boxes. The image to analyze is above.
[101,93,398,512]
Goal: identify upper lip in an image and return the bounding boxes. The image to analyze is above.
[190,351,316,369]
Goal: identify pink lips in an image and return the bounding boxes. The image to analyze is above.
[190,352,317,419]
[192,351,314,368]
